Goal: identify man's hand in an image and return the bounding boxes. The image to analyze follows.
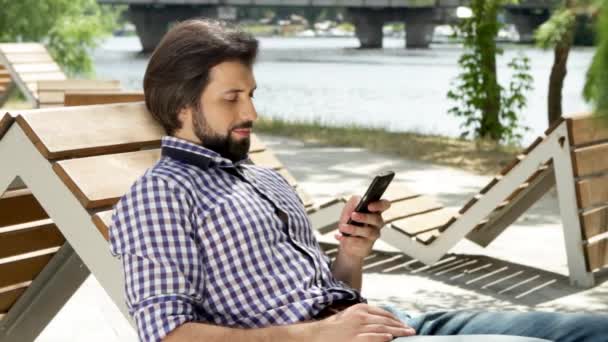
[312,304,416,342]
[335,196,391,259]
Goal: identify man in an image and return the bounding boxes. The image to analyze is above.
[109,19,607,342]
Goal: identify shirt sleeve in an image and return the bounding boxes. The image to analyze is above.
[109,175,205,342]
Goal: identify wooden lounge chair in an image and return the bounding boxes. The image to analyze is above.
[378,116,608,288]
[0,43,67,107]
[0,43,122,109]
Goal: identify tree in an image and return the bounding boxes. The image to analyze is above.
[0,0,121,76]
[583,0,608,117]
[447,0,534,143]
[535,3,578,126]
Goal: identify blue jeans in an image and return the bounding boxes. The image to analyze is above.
[380,306,608,342]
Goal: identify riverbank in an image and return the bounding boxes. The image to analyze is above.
[256,116,519,175]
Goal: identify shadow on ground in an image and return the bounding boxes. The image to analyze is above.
[319,242,608,308]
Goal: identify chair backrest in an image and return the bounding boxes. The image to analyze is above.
[567,114,608,272]
[37,80,122,108]
[64,91,144,107]
[0,43,66,105]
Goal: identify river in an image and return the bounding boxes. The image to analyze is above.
[92,36,595,145]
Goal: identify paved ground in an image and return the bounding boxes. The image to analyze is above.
[36,135,608,341]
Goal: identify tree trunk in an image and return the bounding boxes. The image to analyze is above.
[478,0,502,141]
[548,43,571,126]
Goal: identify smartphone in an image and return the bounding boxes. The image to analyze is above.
[343,171,395,236]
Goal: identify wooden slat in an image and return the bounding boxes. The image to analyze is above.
[459,194,481,214]
[3,53,54,63]
[382,196,443,223]
[14,102,164,160]
[64,91,144,106]
[0,43,48,54]
[522,136,544,155]
[415,228,440,245]
[0,219,65,259]
[296,187,314,208]
[479,177,501,195]
[0,248,57,289]
[581,205,608,240]
[37,90,65,104]
[277,168,298,187]
[576,174,608,209]
[381,183,418,202]
[0,283,29,313]
[585,238,608,271]
[498,154,525,176]
[391,207,457,236]
[38,80,120,91]
[20,72,66,82]
[14,63,61,73]
[92,211,113,242]
[53,149,161,209]
[0,189,48,227]
[572,142,608,177]
[567,114,608,147]
[0,113,16,139]
[249,150,283,170]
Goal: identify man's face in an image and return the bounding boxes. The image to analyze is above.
[177,61,258,162]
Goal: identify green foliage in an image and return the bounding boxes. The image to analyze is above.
[584,1,608,116]
[535,8,576,49]
[447,0,534,143]
[0,0,122,76]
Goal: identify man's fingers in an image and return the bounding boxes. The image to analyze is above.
[364,305,406,324]
[339,224,380,239]
[367,199,391,213]
[362,324,417,337]
[350,212,384,228]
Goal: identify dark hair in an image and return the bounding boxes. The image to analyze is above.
[143,19,259,135]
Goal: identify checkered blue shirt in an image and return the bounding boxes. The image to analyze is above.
[109,136,362,341]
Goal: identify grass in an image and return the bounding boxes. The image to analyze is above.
[255,116,521,175]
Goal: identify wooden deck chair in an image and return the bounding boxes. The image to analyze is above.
[0,102,425,340]
[0,43,66,107]
[37,80,122,108]
[0,64,14,107]
[379,116,608,288]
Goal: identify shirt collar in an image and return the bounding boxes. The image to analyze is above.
[161,136,249,170]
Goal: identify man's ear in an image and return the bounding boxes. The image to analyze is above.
[177,106,192,127]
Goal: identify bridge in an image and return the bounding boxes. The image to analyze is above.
[98,0,554,52]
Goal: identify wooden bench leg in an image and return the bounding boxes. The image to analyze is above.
[553,124,596,288]
[0,243,89,342]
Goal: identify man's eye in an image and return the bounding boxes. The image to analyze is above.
[225,96,237,102]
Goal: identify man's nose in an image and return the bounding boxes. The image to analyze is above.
[241,98,258,122]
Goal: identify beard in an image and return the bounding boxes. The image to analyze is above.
[191,106,252,163]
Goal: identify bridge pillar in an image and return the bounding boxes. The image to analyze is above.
[505,8,550,43]
[128,5,219,52]
[348,8,386,49]
[403,9,436,49]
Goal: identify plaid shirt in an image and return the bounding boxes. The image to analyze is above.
[109,136,362,341]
